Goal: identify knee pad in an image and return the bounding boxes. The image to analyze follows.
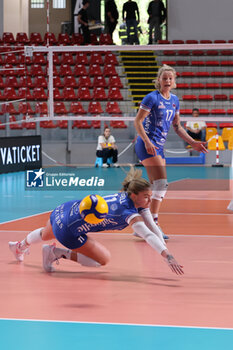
[151,179,168,201]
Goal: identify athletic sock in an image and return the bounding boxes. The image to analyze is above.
[152,213,158,224]
[77,253,101,267]
[54,247,72,260]
[19,227,43,250]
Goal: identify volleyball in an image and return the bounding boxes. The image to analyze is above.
[79,195,109,224]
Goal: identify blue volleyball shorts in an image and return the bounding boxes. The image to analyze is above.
[135,136,165,161]
[50,205,88,250]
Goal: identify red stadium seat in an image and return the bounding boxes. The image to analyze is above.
[221,83,233,88]
[88,101,103,114]
[35,102,48,114]
[227,109,233,114]
[198,94,213,101]
[30,64,46,76]
[53,76,63,88]
[18,87,33,100]
[32,87,47,100]
[74,64,87,76]
[52,87,62,101]
[189,83,205,89]
[2,103,18,115]
[5,76,18,88]
[163,50,176,56]
[205,60,220,66]
[92,75,107,87]
[186,40,198,44]
[161,60,176,66]
[71,33,84,45]
[172,40,184,44]
[106,101,122,114]
[17,53,32,65]
[210,71,225,77]
[58,33,71,45]
[177,50,190,56]
[4,53,17,65]
[157,40,170,44]
[89,64,103,76]
[53,53,60,65]
[108,75,123,88]
[214,40,226,43]
[199,109,210,115]
[99,33,113,45]
[91,120,101,128]
[0,76,4,89]
[200,40,212,43]
[2,32,15,44]
[92,87,107,100]
[206,50,219,56]
[75,52,88,65]
[69,101,86,115]
[63,75,77,88]
[103,64,117,76]
[78,75,92,88]
[72,120,92,129]
[2,87,17,100]
[176,83,189,89]
[18,102,35,115]
[61,53,74,65]
[34,75,47,88]
[205,83,220,89]
[182,95,197,101]
[30,32,43,45]
[33,53,47,65]
[192,50,205,56]
[220,60,233,66]
[180,72,195,77]
[44,32,57,45]
[90,53,103,65]
[54,102,68,114]
[90,33,98,45]
[226,71,233,77]
[107,87,123,100]
[176,60,189,66]
[2,64,17,76]
[16,32,30,44]
[77,87,92,100]
[59,64,73,76]
[190,60,205,66]
[104,53,118,65]
[110,117,127,129]
[214,94,228,101]
[196,72,210,77]
[220,50,233,56]
[61,87,77,100]
[211,109,226,114]
[9,116,22,130]
[180,109,193,115]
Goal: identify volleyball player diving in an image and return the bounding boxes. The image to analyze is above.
[9,168,183,275]
[134,64,208,239]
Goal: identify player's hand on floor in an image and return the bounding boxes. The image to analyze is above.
[165,254,184,275]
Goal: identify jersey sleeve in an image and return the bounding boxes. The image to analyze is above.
[140,92,157,112]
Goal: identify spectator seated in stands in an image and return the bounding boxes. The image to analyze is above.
[185,108,206,147]
[96,126,119,167]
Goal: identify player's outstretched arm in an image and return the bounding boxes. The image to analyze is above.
[130,217,184,275]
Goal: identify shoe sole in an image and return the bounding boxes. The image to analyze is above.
[42,244,55,273]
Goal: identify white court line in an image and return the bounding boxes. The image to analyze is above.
[0,210,51,225]
[0,317,233,330]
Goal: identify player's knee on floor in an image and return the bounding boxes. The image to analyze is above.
[151,179,168,201]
